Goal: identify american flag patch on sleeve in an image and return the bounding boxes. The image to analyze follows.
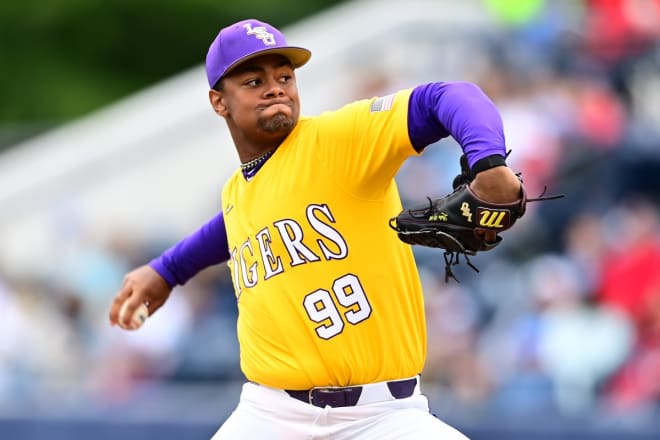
[370,94,395,112]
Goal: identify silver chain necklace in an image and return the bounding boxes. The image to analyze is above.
[240,148,277,172]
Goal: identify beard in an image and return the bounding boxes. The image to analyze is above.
[259,112,295,133]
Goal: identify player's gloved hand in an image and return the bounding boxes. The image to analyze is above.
[108,265,172,330]
[389,153,564,282]
[468,165,522,243]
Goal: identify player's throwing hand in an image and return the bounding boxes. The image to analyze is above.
[109,265,171,330]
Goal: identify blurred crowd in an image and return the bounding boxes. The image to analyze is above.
[409,0,660,424]
[1,0,660,429]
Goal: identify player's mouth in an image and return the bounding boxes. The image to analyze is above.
[259,100,293,112]
[259,103,294,123]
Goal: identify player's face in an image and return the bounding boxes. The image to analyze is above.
[210,54,300,148]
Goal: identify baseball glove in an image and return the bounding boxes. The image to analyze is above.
[389,155,563,282]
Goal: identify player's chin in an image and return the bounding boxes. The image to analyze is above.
[260,113,295,133]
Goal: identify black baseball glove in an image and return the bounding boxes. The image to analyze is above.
[389,155,563,282]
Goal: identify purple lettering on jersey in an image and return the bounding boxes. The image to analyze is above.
[407,82,506,168]
[149,211,230,287]
[273,219,322,266]
[150,203,349,290]
[151,83,506,286]
[255,227,285,280]
[238,238,259,288]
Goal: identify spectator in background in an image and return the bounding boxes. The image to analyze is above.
[596,199,660,412]
[481,254,633,416]
[580,0,660,109]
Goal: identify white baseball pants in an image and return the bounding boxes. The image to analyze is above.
[211,381,470,439]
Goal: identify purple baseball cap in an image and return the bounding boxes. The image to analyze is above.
[205,19,312,88]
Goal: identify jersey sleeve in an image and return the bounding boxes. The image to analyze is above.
[311,88,417,199]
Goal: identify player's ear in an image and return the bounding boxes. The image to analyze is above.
[209,89,228,117]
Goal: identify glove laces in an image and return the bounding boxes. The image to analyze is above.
[443,250,479,283]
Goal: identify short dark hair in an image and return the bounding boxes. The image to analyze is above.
[213,79,224,92]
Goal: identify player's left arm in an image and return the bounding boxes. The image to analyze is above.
[407,81,521,203]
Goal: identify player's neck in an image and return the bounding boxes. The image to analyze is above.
[233,133,281,179]
[240,147,278,181]
[237,144,277,163]
[232,135,285,164]
[240,147,277,172]
[228,119,292,164]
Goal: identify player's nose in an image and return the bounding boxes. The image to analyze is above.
[263,78,285,98]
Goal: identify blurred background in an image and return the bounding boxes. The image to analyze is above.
[1,0,660,438]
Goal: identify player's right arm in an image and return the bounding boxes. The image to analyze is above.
[109,210,230,328]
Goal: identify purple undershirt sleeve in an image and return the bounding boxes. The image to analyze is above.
[407,82,506,168]
[147,83,503,287]
[149,211,230,287]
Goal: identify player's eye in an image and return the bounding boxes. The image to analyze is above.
[279,74,292,83]
[244,78,261,87]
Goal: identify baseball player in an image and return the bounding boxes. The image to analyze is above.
[108,18,522,439]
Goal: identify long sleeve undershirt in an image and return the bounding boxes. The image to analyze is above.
[150,81,507,287]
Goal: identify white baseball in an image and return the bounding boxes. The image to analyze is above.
[119,302,149,329]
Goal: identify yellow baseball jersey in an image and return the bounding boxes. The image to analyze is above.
[222,89,427,390]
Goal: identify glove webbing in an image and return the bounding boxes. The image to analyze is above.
[444,250,479,283]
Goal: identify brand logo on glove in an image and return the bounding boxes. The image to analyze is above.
[460,202,473,222]
[429,212,448,222]
[477,208,509,228]
[461,202,472,223]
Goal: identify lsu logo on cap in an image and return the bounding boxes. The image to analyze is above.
[477,207,510,228]
[243,23,276,46]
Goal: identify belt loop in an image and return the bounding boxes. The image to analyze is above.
[386,377,417,399]
[285,376,417,408]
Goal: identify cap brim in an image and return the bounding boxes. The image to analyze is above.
[221,46,312,80]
